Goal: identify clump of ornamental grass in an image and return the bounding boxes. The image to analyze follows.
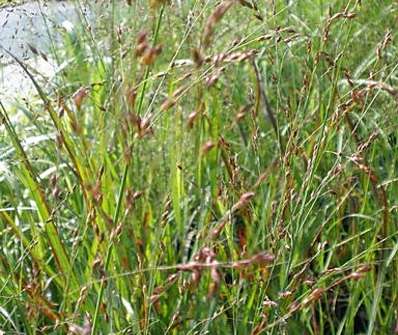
[0,0,397,334]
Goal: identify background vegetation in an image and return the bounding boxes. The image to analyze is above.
[0,1,20,7]
[0,0,397,334]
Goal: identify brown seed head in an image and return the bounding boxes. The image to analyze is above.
[233,192,255,210]
[187,111,198,128]
[141,48,156,65]
[137,30,148,44]
[279,290,293,299]
[160,98,176,111]
[126,87,137,108]
[203,0,235,48]
[202,141,216,154]
[73,87,88,109]
[303,288,324,307]
[263,299,278,308]
[250,251,275,265]
[135,42,148,57]
[348,272,365,281]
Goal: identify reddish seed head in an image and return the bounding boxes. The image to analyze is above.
[203,0,235,48]
[205,69,223,87]
[126,87,137,107]
[160,98,176,111]
[137,117,154,138]
[202,247,216,262]
[150,294,160,305]
[167,273,179,284]
[251,251,275,265]
[303,288,324,307]
[135,42,148,57]
[187,111,198,128]
[357,264,371,273]
[73,87,88,109]
[279,290,293,299]
[240,192,255,202]
[133,191,143,200]
[304,278,315,286]
[263,299,278,308]
[141,48,156,65]
[202,141,215,154]
[127,111,140,127]
[137,30,148,44]
[233,192,255,210]
[236,112,246,122]
[349,272,365,281]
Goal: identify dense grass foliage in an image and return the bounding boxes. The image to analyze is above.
[0,0,397,334]
[0,1,20,7]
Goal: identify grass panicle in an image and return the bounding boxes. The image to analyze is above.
[0,0,397,334]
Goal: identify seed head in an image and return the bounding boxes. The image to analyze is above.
[73,87,88,110]
[202,141,216,154]
[233,192,255,210]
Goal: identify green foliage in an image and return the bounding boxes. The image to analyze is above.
[0,0,397,334]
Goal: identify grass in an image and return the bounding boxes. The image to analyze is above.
[0,0,22,7]
[0,0,397,334]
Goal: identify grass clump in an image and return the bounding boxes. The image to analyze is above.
[0,0,397,334]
